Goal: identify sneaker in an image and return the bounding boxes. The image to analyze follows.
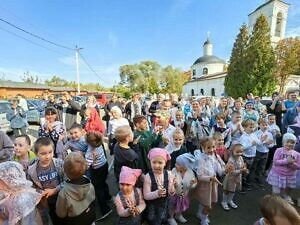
[168,218,178,225]
[175,214,187,223]
[221,201,230,211]
[228,200,238,209]
[96,209,112,221]
[284,196,294,205]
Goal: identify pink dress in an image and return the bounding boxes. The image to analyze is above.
[223,156,245,192]
[169,167,196,213]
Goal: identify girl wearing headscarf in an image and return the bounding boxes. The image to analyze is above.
[143,148,175,225]
[168,154,197,225]
[115,166,145,225]
[84,107,105,135]
[0,161,43,225]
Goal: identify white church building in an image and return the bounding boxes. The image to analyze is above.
[183,0,290,98]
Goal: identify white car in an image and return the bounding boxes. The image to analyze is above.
[0,100,12,133]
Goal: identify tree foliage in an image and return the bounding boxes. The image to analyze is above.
[274,37,300,93]
[245,15,276,96]
[21,71,42,84]
[119,61,188,95]
[45,75,106,91]
[225,15,276,98]
[225,24,249,98]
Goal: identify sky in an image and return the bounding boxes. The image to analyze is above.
[0,0,299,87]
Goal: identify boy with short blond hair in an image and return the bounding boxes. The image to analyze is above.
[113,125,139,182]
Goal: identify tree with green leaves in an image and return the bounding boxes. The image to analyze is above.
[224,24,249,98]
[274,37,300,93]
[245,15,276,96]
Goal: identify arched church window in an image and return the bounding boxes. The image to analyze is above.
[191,89,195,96]
[203,68,208,75]
[192,69,196,76]
[211,88,215,96]
[200,89,204,95]
[275,12,283,37]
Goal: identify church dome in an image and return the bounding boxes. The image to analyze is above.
[193,55,226,65]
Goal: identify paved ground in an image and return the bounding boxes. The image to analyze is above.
[27,125,300,225]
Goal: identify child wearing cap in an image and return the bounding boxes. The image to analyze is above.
[267,133,300,205]
[115,166,145,225]
[143,148,175,225]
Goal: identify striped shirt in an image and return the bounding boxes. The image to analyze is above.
[85,145,107,169]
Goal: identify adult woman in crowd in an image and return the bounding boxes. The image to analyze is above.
[243,101,259,122]
[6,98,27,136]
[80,95,101,127]
[185,100,210,152]
[212,97,230,124]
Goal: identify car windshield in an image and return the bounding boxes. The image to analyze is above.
[0,102,11,113]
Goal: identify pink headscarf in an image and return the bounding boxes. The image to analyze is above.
[148,148,171,162]
[119,166,142,185]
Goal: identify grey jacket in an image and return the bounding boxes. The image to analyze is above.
[56,176,95,218]
[55,99,80,131]
[27,158,64,192]
[0,131,14,162]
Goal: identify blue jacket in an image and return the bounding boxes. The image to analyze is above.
[6,106,27,129]
[282,107,299,132]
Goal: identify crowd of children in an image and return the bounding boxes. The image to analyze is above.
[0,93,300,225]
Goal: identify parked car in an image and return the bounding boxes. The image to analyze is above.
[26,99,41,124]
[0,100,12,133]
[73,95,87,107]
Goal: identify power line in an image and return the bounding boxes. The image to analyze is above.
[0,17,74,51]
[0,26,68,56]
[78,52,108,84]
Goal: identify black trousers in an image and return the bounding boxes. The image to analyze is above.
[90,163,111,215]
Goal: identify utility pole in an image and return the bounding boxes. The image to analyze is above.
[75,46,83,95]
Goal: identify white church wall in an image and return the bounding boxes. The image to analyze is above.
[191,63,225,78]
[183,77,226,97]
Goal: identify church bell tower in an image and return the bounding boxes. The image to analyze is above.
[248,0,289,46]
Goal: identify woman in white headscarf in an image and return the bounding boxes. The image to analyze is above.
[0,161,42,225]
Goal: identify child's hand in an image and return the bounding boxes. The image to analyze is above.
[190,178,197,185]
[162,136,169,145]
[58,133,65,141]
[252,140,257,146]
[210,176,222,186]
[261,135,268,142]
[241,168,249,174]
[158,188,167,197]
[266,139,273,145]
[225,164,234,173]
[43,188,57,198]
[133,135,141,145]
[287,156,295,164]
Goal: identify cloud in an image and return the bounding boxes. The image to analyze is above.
[286,26,300,37]
[169,0,194,16]
[58,55,77,66]
[108,32,119,48]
